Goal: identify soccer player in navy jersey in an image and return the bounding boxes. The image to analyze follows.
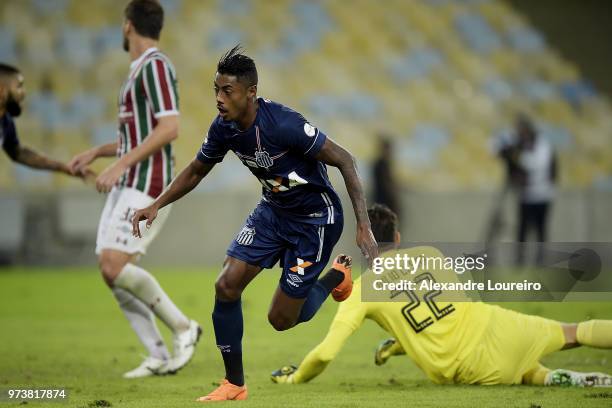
[0,63,86,177]
[131,46,378,401]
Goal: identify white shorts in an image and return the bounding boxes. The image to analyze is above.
[95,187,171,256]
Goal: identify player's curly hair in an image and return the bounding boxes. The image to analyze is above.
[217,45,258,87]
[368,204,398,243]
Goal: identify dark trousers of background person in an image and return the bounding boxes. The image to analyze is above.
[517,202,550,265]
[373,159,401,223]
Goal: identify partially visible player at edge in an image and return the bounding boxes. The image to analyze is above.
[131,45,378,401]
[69,0,201,379]
[0,63,89,179]
[271,204,612,388]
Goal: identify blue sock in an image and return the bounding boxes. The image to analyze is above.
[212,298,244,386]
[297,269,343,323]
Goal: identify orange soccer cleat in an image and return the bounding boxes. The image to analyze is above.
[196,379,248,402]
[331,254,353,302]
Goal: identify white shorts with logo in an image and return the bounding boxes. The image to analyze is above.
[95,187,171,255]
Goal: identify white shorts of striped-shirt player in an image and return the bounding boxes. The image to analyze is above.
[95,187,171,256]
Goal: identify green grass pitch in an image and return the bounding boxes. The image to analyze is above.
[1,268,611,407]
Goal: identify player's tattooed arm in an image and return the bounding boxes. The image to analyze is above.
[14,145,73,175]
[315,138,378,262]
[131,159,215,238]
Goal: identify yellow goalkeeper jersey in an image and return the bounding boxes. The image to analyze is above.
[293,246,564,385]
[336,278,492,384]
[294,246,494,384]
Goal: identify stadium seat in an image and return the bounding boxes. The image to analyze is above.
[0,0,609,191]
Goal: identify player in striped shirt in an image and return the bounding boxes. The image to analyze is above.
[69,0,200,379]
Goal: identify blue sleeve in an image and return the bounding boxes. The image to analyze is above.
[281,113,327,159]
[2,116,20,160]
[196,120,228,164]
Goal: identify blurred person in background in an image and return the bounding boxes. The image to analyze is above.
[68,0,200,379]
[498,115,557,264]
[486,122,525,244]
[0,63,86,178]
[371,135,401,224]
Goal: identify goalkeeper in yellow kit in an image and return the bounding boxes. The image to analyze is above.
[271,204,612,387]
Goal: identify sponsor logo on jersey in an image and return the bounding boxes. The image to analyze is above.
[258,171,309,194]
[236,226,256,246]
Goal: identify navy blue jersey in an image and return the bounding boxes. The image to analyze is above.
[197,98,341,224]
[0,113,19,160]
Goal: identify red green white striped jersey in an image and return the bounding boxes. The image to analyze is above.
[117,47,178,198]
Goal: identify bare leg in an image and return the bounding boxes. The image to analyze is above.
[561,323,580,350]
[267,287,307,331]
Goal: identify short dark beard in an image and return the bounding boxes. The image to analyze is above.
[123,36,129,52]
[6,96,21,117]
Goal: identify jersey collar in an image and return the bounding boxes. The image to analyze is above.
[130,47,159,71]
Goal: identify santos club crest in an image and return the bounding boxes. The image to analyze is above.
[255,150,273,169]
[236,226,256,246]
[253,125,275,169]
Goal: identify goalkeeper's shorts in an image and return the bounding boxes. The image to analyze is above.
[455,304,566,385]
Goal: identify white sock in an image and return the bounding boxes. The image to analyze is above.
[112,287,170,360]
[114,263,190,333]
